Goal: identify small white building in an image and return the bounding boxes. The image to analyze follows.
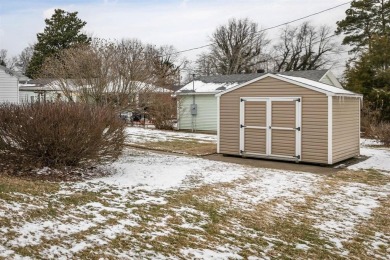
[19,79,77,103]
[0,65,27,104]
[176,70,343,132]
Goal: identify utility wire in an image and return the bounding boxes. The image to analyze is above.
[159,1,352,58]
[179,34,352,73]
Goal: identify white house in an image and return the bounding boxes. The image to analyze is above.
[0,65,28,104]
[176,70,343,132]
[19,79,79,103]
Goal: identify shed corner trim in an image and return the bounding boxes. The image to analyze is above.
[217,96,220,153]
[327,96,333,164]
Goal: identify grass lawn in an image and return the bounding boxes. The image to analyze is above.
[1,147,389,259]
[1,128,389,259]
[125,127,217,155]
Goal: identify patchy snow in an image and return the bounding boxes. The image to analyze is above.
[312,182,390,252]
[348,139,390,173]
[126,127,217,144]
[177,80,239,93]
[181,246,243,259]
[222,169,319,212]
[1,135,390,259]
[296,243,310,250]
[92,149,247,191]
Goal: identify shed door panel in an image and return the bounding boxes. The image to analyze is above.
[272,102,296,128]
[244,128,266,155]
[271,101,297,158]
[271,129,296,157]
[245,102,266,127]
[243,101,267,155]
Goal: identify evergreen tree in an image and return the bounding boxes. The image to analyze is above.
[336,0,390,52]
[26,9,90,78]
[345,35,390,121]
[338,1,390,122]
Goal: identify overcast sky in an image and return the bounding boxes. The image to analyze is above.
[0,0,351,74]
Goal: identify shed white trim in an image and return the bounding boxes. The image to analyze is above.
[216,73,362,98]
[239,96,301,161]
[217,96,220,153]
[328,96,333,164]
[239,99,245,153]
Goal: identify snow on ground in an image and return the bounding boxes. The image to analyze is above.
[92,149,247,191]
[312,182,390,254]
[222,169,319,212]
[1,131,390,259]
[126,127,217,144]
[348,139,390,173]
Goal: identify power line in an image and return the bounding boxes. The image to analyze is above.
[160,1,352,58]
[179,34,351,73]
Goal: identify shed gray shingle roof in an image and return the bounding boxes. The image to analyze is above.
[196,70,328,84]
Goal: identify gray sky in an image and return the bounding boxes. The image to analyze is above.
[0,0,351,75]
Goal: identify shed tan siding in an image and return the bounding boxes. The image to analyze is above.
[332,96,360,163]
[220,76,329,164]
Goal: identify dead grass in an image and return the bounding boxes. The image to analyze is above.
[128,140,217,156]
[328,169,390,186]
[0,169,389,259]
[0,175,60,196]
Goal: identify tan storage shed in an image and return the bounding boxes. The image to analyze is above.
[216,73,362,165]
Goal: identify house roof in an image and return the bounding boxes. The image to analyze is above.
[0,65,30,81]
[215,74,362,97]
[177,70,332,94]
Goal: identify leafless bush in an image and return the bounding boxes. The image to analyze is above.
[148,94,177,130]
[370,122,390,147]
[0,102,125,169]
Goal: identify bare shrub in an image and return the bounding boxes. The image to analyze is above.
[370,122,390,147]
[148,94,177,130]
[0,102,125,169]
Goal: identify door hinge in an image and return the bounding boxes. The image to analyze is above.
[296,98,301,102]
[296,155,301,159]
[295,127,301,131]
[240,98,245,102]
[240,150,244,154]
[240,124,246,128]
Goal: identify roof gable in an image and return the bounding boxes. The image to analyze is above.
[216,73,361,97]
[177,70,340,94]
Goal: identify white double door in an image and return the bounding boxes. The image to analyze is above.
[239,97,302,160]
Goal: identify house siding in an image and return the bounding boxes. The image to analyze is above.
[319,75,333,86]
[219,76,329,164]
[332,96,360,163]
[0,69,18,104]
[178,94,217,132]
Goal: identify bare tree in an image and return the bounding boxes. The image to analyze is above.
[194,52,217,76]
[16,45,34,74]
[40,38,183,115]
[0,49,17,70]
[208,18,270,75]
[272,22,341,72]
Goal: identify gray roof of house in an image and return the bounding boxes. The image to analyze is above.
[0,65,30,81]
[195,70,328,84]
[26,78,56,86]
